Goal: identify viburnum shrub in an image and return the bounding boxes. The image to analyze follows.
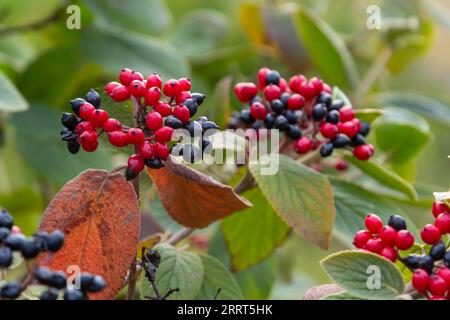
[228,67,374,161]
[60,68,218,181]
[0,208,106,300]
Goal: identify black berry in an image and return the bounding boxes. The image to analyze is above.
[330,99,345,110]
[67,140,80,154]
[79,272,95,291]
[0,227,10,241]
[0,209,13,229]
[183,98,198,117]
[320,143,334,157]
[64,288,86,300]
[201,121,219,131]
[403,254,421,269]
[200,138,211,153]
[274,115,288,130]
[70,98,86,116]
[5,234,25,251]
[165,116,183,129]
[332,134,351,148]
[227,116,240,129]
[0,246,13,268]
[264,114,276,128]
[265,70,280,85]
[191,93,206,106]
[280,92,290,106]
[89,275,107,292]
[312,104,327,121]
[48,271,68,289]
[61,112,79,130]
[251,120,263,130]
[20,239,41,259]
[86,89,101,108]
[145,158,164,169]
[285,110,298,124]
[418,255,434,273]
[240,110,254,124]
[35,267,53,285]
[286,125,302,139]
[48,230,64,252]
[326,110,340,124]
[351,134,366,146]
[185,121,202,137]
[125,168,139,181]
[388,215,407,231]
[444,251,450,268]
[359,122,371,136]
[60,127,77,142]
[430,241,446,261]
[0,281,23,299]
[316,92,332,108]
[270,99,285,114]
[40,288,59,300]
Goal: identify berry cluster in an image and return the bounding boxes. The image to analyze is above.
[0,208,106,300]
[60,68,219,181]
[227,68,374,160]
[353,213,414,262]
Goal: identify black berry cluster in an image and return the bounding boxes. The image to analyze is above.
[227,68,374,160]
[0,208,106,300]
[60,68,219,181]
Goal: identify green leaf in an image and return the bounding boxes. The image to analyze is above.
[294,8,358,89]
[354,109,384,123]
[85,0,172,35]
[321,250,405,300]
[332,86,352,107]
[238,2,267,45]
[0,71,28,112]
[321,291,363,300]
[140,243,204,300]
[331,178,418,244]
[262,4,310,70]
[12,104,112,185]
[344,156,417,200]
[221,186,289,271]
[81,25,190,80]
[169,10,229,59]
[18,47,102,108]
[373,108,432,164]
[0,0,60,28]
[249,154,335,249]
[195,254,244,300]
[374,91,450,127]
[235,257,277,300]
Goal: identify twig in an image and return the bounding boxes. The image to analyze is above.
[165,228,195,245]
[234,170,256,195]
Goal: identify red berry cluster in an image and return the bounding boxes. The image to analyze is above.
[60,68,218,181]
[227,67,374,160]
[353,213,414,262]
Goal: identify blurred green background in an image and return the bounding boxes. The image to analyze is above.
[0,0,449,299]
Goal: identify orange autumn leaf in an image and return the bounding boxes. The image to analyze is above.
[147,156,252,228]
[38,169,140,300]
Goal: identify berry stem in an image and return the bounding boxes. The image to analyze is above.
[234,169,256,195]
[165,227,195,245]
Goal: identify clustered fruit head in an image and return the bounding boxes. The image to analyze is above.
[60,68,219,181]
[353,201,450,300]
[227,67,374,160]
[353,213,414,262]
[0,208,106,300]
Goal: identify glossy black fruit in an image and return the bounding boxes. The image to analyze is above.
[316,93,332,108]
[0,281,23,299]
[320,143,334,157]
[240,110,254,124]
[48,230,64,252]
[286,125,302,140]
[359,121,371,136]
[70,98,86,116]
[403,254,421,269]
[67,140,80,154]
[388,215,407,231]
[61,112,79,130]
[312,103,327,121]
[0,227,10,241]
[285,110,298,124]
[20,239,41,259]
[270,99,285,114]
[5,234,25,251]
[430,241,446,261]
[191,93,206,106]
[0,209,13,229]
[326,110,340,124]
[265,70,280,85]
[418,255,434,273]
[165,116,183,129]
[274,115,288,130]
[40,288,59,300]
[332,134,351,148]
[64,288,86,300]
[0,246,13,268]
[183,98,198,117]
[184,121,202,137]
[144,158,165,169]
[86,89,101,108]
[264,114,276,128]
[89,275,107,292]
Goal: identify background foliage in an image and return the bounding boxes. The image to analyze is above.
[1,0,450,299]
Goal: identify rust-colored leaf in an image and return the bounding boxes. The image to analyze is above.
[147,156,252,228]
[38,169,140,300]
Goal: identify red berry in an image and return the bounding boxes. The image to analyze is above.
[129,80,147,97]
[175,91,191,104]
[335,160,348,171]
[352,118,361,133]
[154,101,172,117]
[435,213,450,234]
[110,85,131,102]
[90,109,109,128]
[130,71,144,82]
[79,102,96,121]
[163,79,180,97]
[437,268,450,287]
[173,105,191,124]
[155,126,174,143]
[250,102,267,120]
[294,137,312,154]
[138,141,156,159]
[412,269,429,292]
[108,131,129,147]
[75,121,94,136]
[287,94,305,110]
[278,78,288,92]
[119,68,133,85]
[380,246,397,262]
[322,83,332,94]
[365,238,383,254]
[366,143,375,155]
[429,296,445,300]
[432,202,450,218]
[155,142,170,160]
[103,118,122,133]
[288,75,307,93]
[127,154,145,174]
[320,123,338,139]
[297,81,315,99]
[146,111,163,131]
[146,73,162,89]
[339,106,355,122]
[257,67,270,89]
[81,140,98,152]
[264,84,281,101]
[310,77,323,95]
[428,275,447,296]
[353,230,371,248]
[105,81,120,96]
[337,121,358,138]
[144,87,162,106]
[395,230,415,250]
[178,78,191,92]
[79,130,98,145]
[379,226,397,246]
[421,224,441,244]
[365,213,383,234]
[353,145,373,161]
[127,128,145,145]
[234,82,258,103]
